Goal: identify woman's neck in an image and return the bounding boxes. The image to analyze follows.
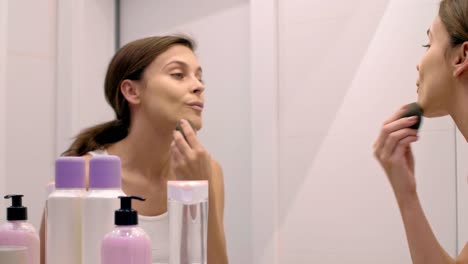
[450,81,468,142]
[108,119,175,182]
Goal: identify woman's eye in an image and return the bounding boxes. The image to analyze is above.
[422,44,431,49]
[171,73,184,79]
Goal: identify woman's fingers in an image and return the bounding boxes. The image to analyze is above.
[180,119,203,150]
[374,116,418,156]
[173,130,192,157]
[392,135,418,161]
[171,140,185,166]
[380,127,418,161]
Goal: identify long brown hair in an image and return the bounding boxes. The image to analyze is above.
[439,0,468,46]
[63,35,196,156]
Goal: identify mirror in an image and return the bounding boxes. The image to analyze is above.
[1,0,466,263]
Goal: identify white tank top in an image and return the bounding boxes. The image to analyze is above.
[88,149,169,264]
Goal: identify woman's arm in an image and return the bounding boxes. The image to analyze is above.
[374,105,455,264]
[397,192,454,264]
[207,160,228,263]
[40,209,45,264]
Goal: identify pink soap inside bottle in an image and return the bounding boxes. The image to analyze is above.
[0,195,39,264]
[101,196,151,264]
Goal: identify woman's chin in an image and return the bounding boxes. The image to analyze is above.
[192,119,202,131]
[179,116,202,131]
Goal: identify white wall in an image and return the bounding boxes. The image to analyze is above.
[0,0,115,230]
[457,129,468,250]
[277,0,455,263]
[250,0,280,263]
[120,1,252,263]
[55,0,115,156]
[0,0,8,223]
[1,0,57,229]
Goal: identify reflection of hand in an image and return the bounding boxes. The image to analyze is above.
[373,105,420,200]
[170,119,212,181]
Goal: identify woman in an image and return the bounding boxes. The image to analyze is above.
[374,0,468,263]
[40,35,228,264]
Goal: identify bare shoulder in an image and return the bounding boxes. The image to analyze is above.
[210,158,224,187]
[210,158,223,174]
[209,158,225,201]
[457,243,468,264]
[81,154,92,189]
[81,153,92,163]
[209,158,225,223]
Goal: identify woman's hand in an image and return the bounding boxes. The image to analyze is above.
[170,119,212,181]
[373,105,420,200]
[171,119,229,263]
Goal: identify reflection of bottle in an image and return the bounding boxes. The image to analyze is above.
[0,246,28,264]
[82,155,125,264]
[101,196,151,264]
[168,181,208,264]
[47,157,86,264]
[0,195,39,264]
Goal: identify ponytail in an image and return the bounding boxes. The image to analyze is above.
[62,119,128,156]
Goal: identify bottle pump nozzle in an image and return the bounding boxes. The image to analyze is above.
[4,194,27,221]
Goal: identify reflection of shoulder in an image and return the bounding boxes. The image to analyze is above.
[79,154,92,189]
[209,158,225,219]
[81,150,107,189]
[88,149,108,157]
[210,158,224,193]
[457,242,468,264]
[210,158,223,177]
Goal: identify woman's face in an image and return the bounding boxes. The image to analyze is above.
[416,16,456,117]
[137,45,205,130]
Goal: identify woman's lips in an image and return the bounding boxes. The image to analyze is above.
[186,102,204,112]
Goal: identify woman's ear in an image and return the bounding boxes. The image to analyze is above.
[120,79,141,105]
[454,42,468,77]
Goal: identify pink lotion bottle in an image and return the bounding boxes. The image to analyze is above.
[0,195,40,264]
[101,196,151,264]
